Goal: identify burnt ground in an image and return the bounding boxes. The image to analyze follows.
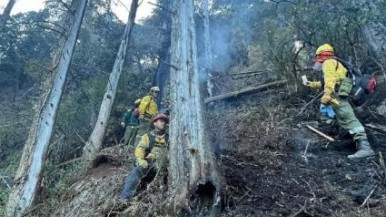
[45,83,386,217]
[206,86,386,217]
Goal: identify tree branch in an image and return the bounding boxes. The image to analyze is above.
[148,2,175,14]
[0,174,11,190]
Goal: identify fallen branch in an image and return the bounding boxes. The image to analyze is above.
[289,200,307,217]
[74,130,87,145]
[204,80,287,104]
[360,185,377,207]
[365,123,386,133]
[295,92,324,117]
[16,85,36,101]
[0,174,11,190]
[379,152,386,182]
[306,125,335,142]
[217,70,268,77]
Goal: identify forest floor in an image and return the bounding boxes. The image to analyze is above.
[48,82,386,217]
[206,85,386,217]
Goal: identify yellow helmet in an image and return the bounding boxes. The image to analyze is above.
[150,86,160,92]
[315,44,334,55]
[134,98,141,105]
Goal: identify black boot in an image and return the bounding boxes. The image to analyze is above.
[347,140,375,159]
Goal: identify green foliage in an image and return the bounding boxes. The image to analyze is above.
[24,158,84,217]
[0,151,22,216]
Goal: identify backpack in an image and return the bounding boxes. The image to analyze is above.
[145,132,169,156]
[333,57,377,106]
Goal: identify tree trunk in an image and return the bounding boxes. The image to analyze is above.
[154,0,172,105]
[167,0,221,216]
[201,0,214,97]
[364,23,386,62]
[0,0,16,26]
[5,0,88,216]
[82,0,139,163]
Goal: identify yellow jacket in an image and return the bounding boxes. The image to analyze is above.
[134,131,168,162]
[309,59,348,105]
[322,58,348,96]
[138,95,158,117]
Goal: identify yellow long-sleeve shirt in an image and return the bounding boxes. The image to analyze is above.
[138,95,158,117]
[322,58,348,96]
[134,131,168,162]
[309,59,348,93]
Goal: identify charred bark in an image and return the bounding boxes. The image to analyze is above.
[168,0,221,216]
[154,0,172,105]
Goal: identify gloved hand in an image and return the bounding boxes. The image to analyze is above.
[146,153,157,160]
[321,94,340,106]
[139,114,145,120]
[137,159,148,169]
[120,122,125,128]
[321,94,331,105]
[306,81,321,89]
[330,98,340,106]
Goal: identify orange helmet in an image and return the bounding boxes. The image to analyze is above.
[151,113,169,126]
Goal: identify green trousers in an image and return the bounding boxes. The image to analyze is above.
[122,126,139,147]
[333,97,367,141]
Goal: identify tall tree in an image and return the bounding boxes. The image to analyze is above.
[5,0,88,216]
[201,0,214,97]
[152,0,172,104]
[82,0,139,163]
[0,0,16,26]
[168,0,221,215]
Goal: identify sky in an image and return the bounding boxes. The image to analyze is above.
[0,0,156,22]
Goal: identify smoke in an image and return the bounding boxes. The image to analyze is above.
[196,1,260,74]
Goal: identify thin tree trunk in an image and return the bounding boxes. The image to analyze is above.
[5,0,88,216]
[167,0,221,216]
[201,0,214,97]
[0,0,16,26]
[82,0,139,163]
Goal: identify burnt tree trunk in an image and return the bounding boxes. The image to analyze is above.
[154,0,172,106]
[5,0,88,216]
[82,0,139,163]
[168,0,221,216]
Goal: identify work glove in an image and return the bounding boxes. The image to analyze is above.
[321,94,340,106]
[330,98,340,107]
[146,153,157,160]
[306,81,321,89]
[137,159,148,169]
[321,94,331,105]
[120,122,126,128]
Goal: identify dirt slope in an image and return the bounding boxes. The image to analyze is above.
[207,87,386,217]
[52,83,386,217]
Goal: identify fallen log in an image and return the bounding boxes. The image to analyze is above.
[204,80,287,104]
[216,70,268,77]
[306,125,336,142]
